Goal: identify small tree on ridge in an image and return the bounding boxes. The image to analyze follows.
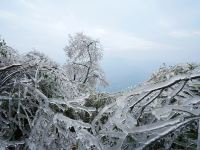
[64,33,108,89]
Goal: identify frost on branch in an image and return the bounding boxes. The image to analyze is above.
[90,64,200,149]
[1,37,200,150]
[23,50,80,99]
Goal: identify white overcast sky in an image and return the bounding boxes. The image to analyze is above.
[1,0,200,91]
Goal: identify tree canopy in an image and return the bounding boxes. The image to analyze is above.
[64,33,108,89]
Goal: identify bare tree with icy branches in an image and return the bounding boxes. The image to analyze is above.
[64,33,108,90]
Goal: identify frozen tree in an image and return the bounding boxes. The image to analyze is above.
[64,33,108,90]
[0,37,19,66]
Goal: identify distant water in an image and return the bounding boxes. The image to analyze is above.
[99,48,200,93]
[99,59,160,93]
[99,70,149,92]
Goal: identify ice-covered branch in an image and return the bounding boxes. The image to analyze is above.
[0,64,21,72]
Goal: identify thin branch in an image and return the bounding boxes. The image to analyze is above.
[141,116,200,149]
[130,91,153,111]
[137,89,164,121]
[168,80,188,102]
[72,62,89,68]
[172,108,196,116]
[129,74,200,110]
[0,64,21,72]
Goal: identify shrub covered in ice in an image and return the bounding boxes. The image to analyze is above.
[1,37,200,150]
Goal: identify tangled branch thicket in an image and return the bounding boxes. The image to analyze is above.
[1,37,200,150]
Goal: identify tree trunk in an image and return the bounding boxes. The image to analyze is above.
[83,67,90,84]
